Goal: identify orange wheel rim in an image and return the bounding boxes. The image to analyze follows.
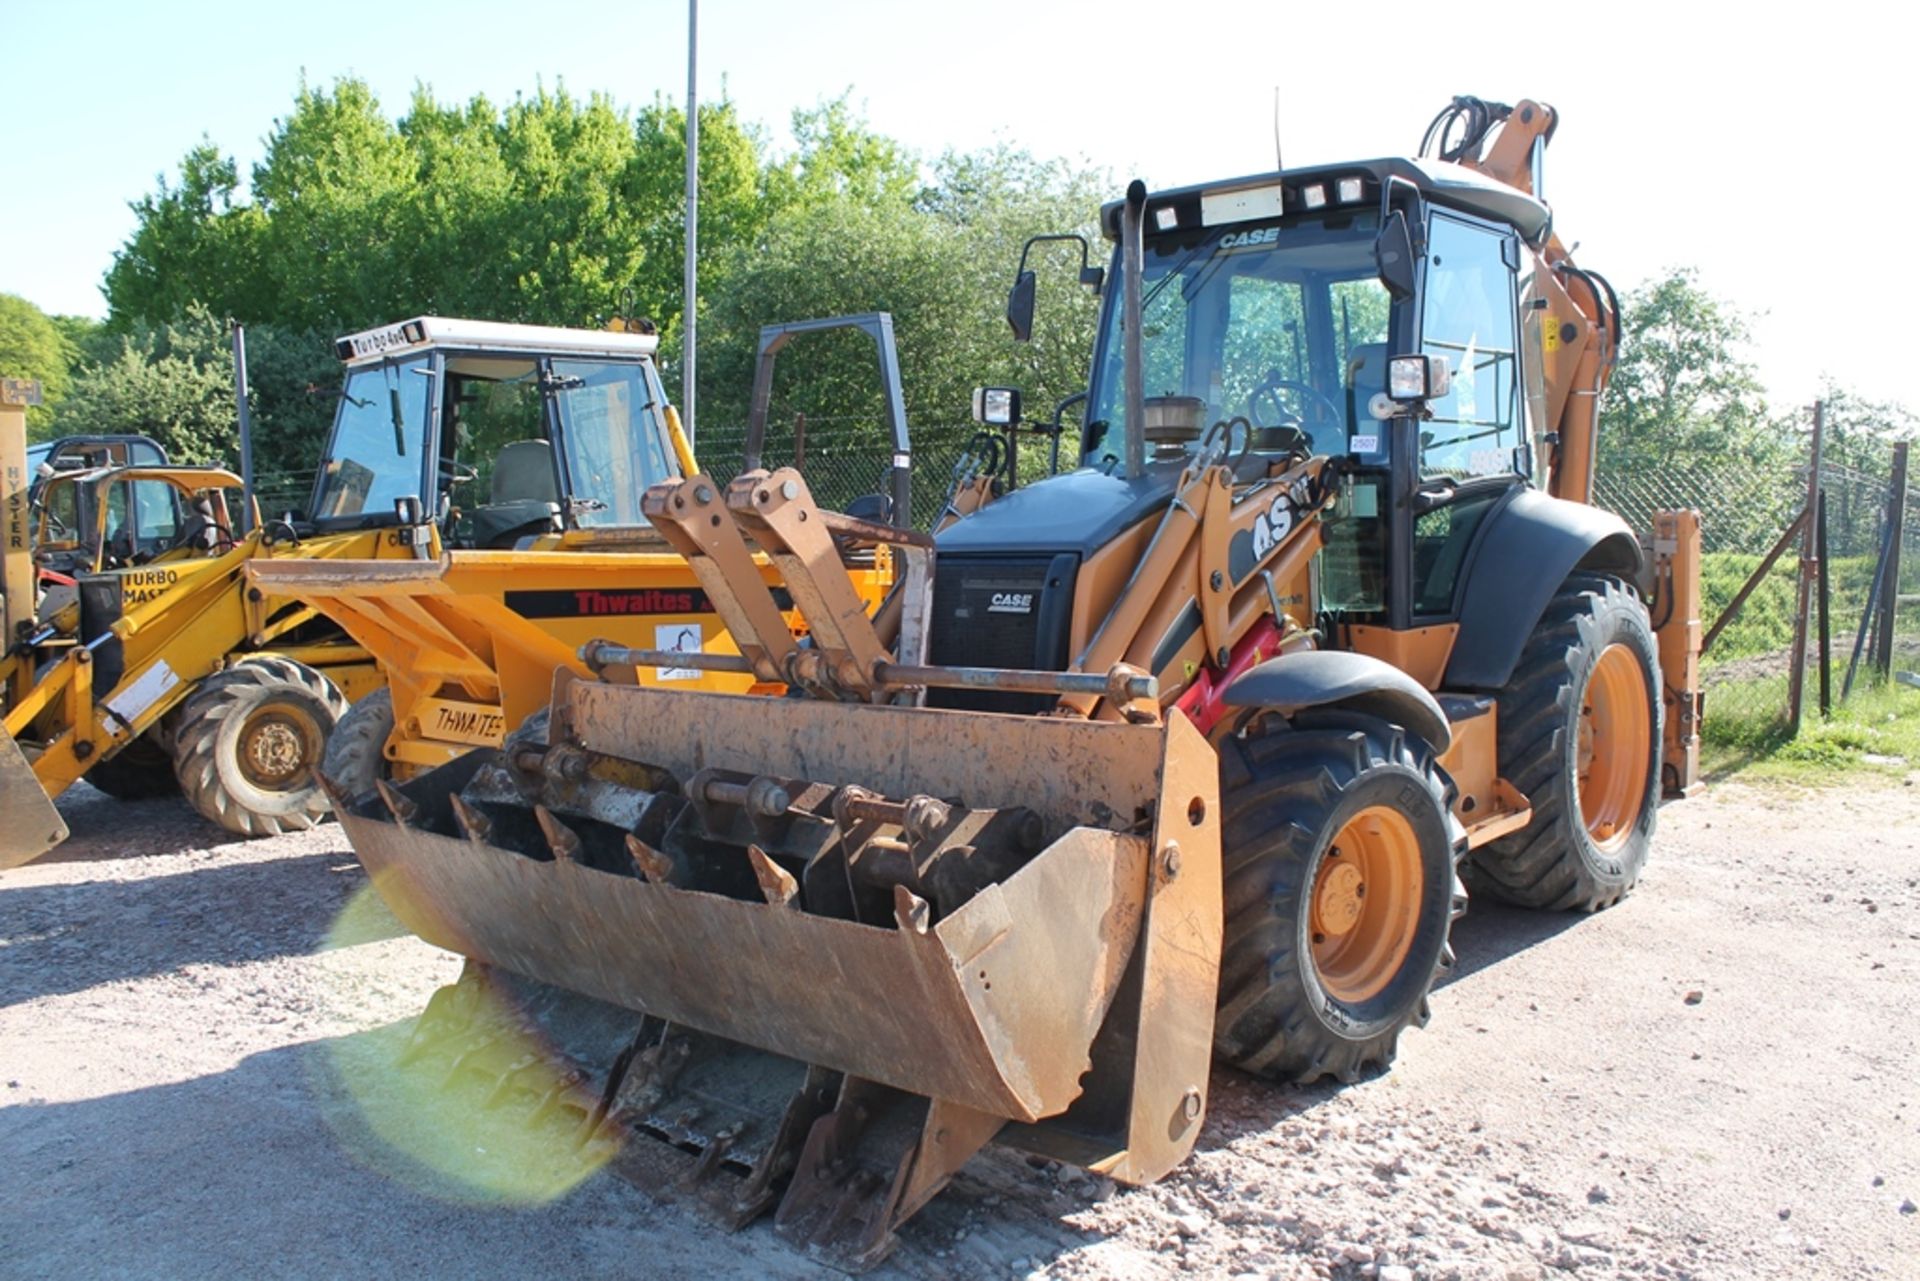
[1577,643,1652,852]
[1310,806,1424,1003]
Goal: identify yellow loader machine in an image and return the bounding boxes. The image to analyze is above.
[252,311,907,791]
[332,96,1702,1270]
[0,315,746,868]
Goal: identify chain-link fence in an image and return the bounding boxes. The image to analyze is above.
[253,468,316,520]
[692,419,1017,531]
[1596,439,1918,747]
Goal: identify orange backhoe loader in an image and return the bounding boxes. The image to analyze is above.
[326,96,1702,1271]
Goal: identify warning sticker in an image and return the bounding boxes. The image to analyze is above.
[654,623,703,682]
[104,658,180,728]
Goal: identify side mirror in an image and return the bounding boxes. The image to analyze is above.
[1006,270,1037,342]
[1373,210,1418,301]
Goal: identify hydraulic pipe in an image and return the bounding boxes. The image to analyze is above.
[579,642,1157,703]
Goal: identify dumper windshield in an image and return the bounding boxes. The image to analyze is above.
[547,359,678,527]
[1087,212,1393,464]
[313,356,432,522]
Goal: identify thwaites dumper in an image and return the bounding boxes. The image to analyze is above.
[0,315,790,867]
[333,97,1703,1271]
[251,313,906,794]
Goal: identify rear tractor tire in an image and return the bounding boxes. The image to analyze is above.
[1213,713,1467,1084]
[1469,573,1662,912]
[321,687,395,803]
[171,657,349,837]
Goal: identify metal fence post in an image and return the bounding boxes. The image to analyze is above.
[1872,440,1908,678]
[1786,401,1824,734]
[1817,488,1831,717]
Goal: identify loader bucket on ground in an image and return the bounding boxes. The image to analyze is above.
[335,678,1222,1269]
[0,726,67,869]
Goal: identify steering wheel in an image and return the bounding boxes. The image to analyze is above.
[1248,371,1344,452]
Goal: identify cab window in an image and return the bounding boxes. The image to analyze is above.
[313,356,432,520]
[548,360,677,527]
[1418,215,1522,479]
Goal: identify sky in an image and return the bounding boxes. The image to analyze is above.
[0,0,1906,416]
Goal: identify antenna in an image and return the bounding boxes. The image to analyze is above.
[1272,87,1283,170]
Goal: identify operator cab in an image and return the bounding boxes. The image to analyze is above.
[28,436,181,574]
[309,317,682,548]
[1077,157,1548,633]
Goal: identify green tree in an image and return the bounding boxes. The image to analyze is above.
[105,77,786,343]
[55,305,237,462]
[1601,269,1780,468]
[104,142,268,329]
[697,141,1108,482]
[0,293,76,438]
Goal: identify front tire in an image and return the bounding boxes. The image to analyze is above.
[321,687,395,803]
[1214,714,1467,1084]
[171,657,348,837]
[1469,573,1662,911]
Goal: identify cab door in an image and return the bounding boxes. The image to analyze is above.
[1398,211,1527,628]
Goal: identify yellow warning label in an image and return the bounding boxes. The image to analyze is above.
[1543,316,1561,354]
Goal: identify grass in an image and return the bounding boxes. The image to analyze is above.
[1702,677,1920,785]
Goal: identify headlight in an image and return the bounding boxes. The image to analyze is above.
[1388,354,1452,402]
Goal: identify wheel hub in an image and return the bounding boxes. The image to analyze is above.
[241,713,312,789]
[1313,861,1365,935]
[1576,643,1652,852]
[1309,807,1424,1004]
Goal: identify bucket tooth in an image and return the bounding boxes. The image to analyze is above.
[746,843,799,908]
[534,805,582,864]
[375,778,419,827]
[773,1078,1003,1273]
[625,832,677,885]
[314,770,352,812]
[397,968,487,1066]
[891,884,930,935]
[599,1026,834,1230]
[449,793,494,846]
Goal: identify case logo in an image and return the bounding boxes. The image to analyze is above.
[989,592,1035,614]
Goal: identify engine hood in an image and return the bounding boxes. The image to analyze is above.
[934,463,1182,558]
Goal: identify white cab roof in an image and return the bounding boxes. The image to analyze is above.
[335,316,659,365]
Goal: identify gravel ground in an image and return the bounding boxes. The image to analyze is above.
[3,773,1918,1280]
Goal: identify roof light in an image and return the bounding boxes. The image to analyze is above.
[1153,206,1178,231]
[1337,177,1365,203]
[1301,183,1327,210]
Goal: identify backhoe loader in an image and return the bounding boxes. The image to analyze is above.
[0,315,756,867]
[330,96,1703,1271]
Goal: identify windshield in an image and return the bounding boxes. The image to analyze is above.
[548,359,677,526]
[313,356,432,521]
[1088,212,1393,464]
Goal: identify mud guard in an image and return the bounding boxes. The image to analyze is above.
[1444,488,1643,691]
[1223,649,1452,753]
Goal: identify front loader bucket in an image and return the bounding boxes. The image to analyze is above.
[336,679,1221,1269]
[0,726,67,869]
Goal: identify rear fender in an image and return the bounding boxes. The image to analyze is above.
[1223,649,1452,753]
[1443,488,1642,690]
